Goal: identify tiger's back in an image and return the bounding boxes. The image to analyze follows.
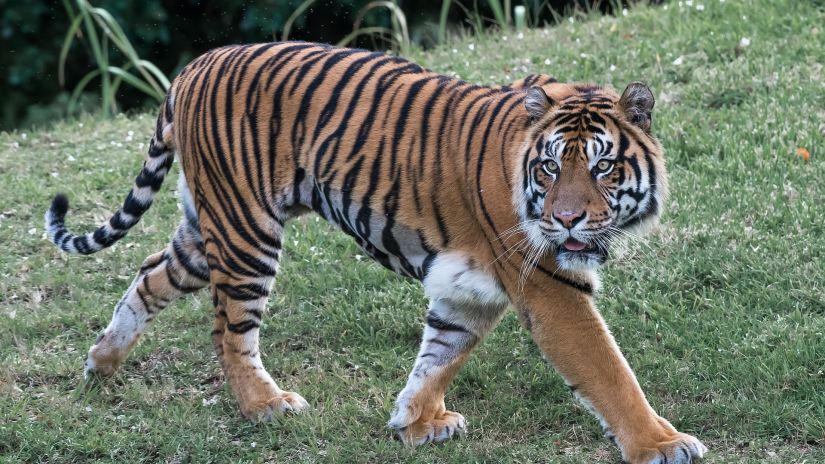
[170,42,526,279]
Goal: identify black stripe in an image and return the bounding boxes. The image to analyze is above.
[165,262,204,293]
[214,282,270,301]
[171,238,209,281]
[426,338,452,348]
[226,319,260,334]
[426,314,468,332]
[534,265,594,294]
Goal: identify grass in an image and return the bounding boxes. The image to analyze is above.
[1,0,824,462]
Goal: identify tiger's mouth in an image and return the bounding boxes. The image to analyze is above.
[560,237,593,252]
[555,237,608,269]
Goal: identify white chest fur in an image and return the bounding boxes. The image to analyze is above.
[423,252,510,307]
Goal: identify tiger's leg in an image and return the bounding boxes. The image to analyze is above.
[203,220,308,421]
[388,297,508,445]
[85,218,208,376]
[518,287,706,464]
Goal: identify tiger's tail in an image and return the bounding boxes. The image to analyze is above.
[45,96,175,255]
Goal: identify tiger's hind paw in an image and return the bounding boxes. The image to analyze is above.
[389,410,466,446]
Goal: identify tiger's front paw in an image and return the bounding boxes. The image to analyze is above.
[624,430,707,464]
[241,390,310,421]
[389,410,466,446]
[84,334,127,378]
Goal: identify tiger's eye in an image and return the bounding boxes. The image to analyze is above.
[596,160,613,172]
[544,160,559,173]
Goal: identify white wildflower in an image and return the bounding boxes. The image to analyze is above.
[696,4,704,11]
[468,43,475,51]
[672,56,684,66]
[609,64,617,71]
[622,8,628,16]
[28,228,37,235]
[452,48,458,54]
[517,32,524,40]
[738,37,751,48]
[544,58,551,65]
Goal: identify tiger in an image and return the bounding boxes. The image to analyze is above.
[45,42,706,463]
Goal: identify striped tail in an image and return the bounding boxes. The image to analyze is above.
[45,110,175,255]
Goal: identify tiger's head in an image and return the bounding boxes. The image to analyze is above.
[515,82,668,271]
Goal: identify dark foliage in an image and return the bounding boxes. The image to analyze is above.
[0,0,631,130]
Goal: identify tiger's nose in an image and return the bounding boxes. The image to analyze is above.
[553,209,586,229]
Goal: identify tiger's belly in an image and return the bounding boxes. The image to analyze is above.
[294,175,434,280]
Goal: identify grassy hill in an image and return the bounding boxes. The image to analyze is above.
[1,0,824,462]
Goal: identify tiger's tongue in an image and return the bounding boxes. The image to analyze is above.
[563,238,588,251]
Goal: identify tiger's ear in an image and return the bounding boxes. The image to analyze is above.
[619,82,655,133]
[524,86,553,122]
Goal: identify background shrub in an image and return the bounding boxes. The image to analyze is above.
[0,0,630,130]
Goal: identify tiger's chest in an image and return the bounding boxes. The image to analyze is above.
[292,176,509,308]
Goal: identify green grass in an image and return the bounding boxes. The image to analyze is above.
[2,0,824,462]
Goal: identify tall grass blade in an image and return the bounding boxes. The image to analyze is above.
[76,0,112,116]
[485,0,508,29]
[353,1,410,54]
[60,0,170,118]
[337,27,397,48]
[67,69,102,114]
[107,66,164,100]
[282,0,317,41]
[438,0,452,43]
[58,15,83,87]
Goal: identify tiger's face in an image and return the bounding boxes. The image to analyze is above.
[515,83,667,271]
